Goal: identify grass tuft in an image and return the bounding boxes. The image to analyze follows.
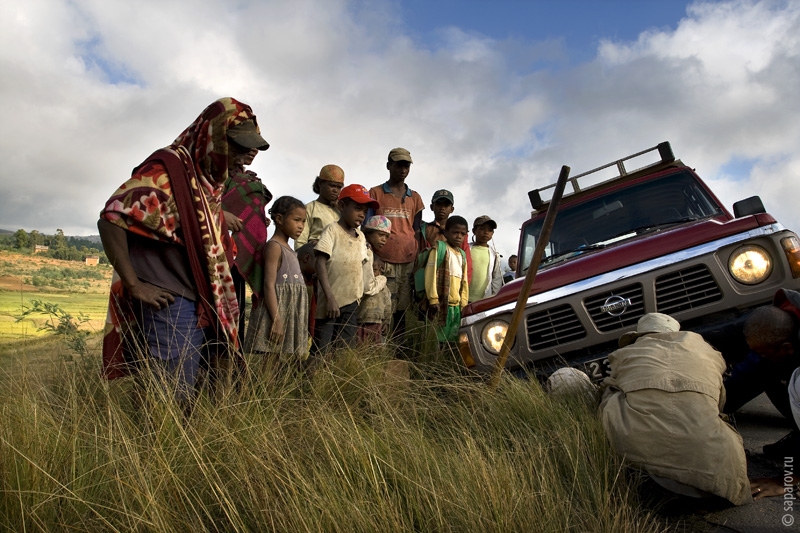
[0,337,663,532]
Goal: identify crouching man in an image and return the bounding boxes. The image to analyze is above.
[600,313,751,505]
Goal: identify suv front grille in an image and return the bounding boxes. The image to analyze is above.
[584,284,645,332]
[656,265,722,314]
[526,304,586,351]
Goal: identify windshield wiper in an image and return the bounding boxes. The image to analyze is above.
[630,217,699,235]
[608,217,700,240]
[524,243,607,272]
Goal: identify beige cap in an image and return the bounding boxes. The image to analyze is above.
[319,164,345,184]
[388,147,413,163]
[618,313,680,347]
[473,215,497,230]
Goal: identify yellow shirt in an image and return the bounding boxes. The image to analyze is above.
[424,242,468,307]
[295,200,340,249]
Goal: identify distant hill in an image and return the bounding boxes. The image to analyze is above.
[0,229,101,242]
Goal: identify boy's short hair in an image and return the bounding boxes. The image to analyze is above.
[296,242,316,261]
[445,215,468,231]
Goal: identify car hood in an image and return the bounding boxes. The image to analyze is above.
[464,213,776,316]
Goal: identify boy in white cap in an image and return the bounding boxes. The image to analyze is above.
[358,215,392,343]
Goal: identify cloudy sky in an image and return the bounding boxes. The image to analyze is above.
[1,0,798,260]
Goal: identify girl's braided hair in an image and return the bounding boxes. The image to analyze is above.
[268,196,306,223]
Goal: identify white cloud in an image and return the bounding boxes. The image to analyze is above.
[1,0,799,264]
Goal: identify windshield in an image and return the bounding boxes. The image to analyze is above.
[520,171,722,271]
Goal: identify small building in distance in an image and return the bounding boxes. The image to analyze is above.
[85,255,100,266]
[34,245,49,253]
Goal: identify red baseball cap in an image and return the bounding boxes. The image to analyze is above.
[339,184,380,210]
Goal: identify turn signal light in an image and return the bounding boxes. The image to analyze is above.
[781,236,800,278]
[458,333,475,368]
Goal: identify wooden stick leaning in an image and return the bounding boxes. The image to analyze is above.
[488,165,571,389]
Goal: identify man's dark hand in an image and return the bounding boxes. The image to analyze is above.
[129,282,175,310]
[223,210,244,232]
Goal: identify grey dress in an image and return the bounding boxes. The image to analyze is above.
[244,242,309,358]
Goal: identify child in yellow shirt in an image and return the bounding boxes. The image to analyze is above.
[424,216,469,342]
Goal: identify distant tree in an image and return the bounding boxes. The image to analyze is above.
[29,230,43,247]
[54,229,67,249]
[14,229,29,249]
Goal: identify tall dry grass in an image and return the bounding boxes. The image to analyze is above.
[0,337,663,532]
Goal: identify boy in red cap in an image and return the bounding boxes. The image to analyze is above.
[313,184,380,353]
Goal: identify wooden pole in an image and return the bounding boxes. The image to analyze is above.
[488,165,571,389]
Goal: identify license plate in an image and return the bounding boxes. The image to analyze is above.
[584,357,611,381]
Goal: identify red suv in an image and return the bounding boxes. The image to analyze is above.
[457,142,800,379]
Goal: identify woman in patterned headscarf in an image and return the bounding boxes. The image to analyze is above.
[98,97,269,403]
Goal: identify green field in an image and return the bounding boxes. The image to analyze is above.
[0,290,108,343]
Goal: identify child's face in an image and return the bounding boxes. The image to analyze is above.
[472,223,494,246]
[508,256,518,271]
[430,200,454,222]
[365,230,389,251]
[281,206,307,241]
[444,224,468,249]
[386,160,411,182]
[319,180,343,204]
[339,199,369,229]
[372,260,384,277]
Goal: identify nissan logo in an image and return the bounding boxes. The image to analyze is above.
[600,296,631,316]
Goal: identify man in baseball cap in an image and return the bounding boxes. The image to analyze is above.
[226,119,270,151]
[469,215,502,302]
[369,148,425,343]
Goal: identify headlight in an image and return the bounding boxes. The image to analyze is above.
[728,245,772,285]
[481,320,513,355]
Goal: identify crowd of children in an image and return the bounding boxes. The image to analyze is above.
[233,147,512,370]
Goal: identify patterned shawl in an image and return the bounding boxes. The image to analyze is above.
[101,97,258,378]
[222,169,272,297]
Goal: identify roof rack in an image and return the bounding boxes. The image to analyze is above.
[528,141,676,211]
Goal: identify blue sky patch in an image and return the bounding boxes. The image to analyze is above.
[78,36,139,86]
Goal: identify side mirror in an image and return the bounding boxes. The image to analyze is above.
[733,196,766,218]
[528,190,545,210]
